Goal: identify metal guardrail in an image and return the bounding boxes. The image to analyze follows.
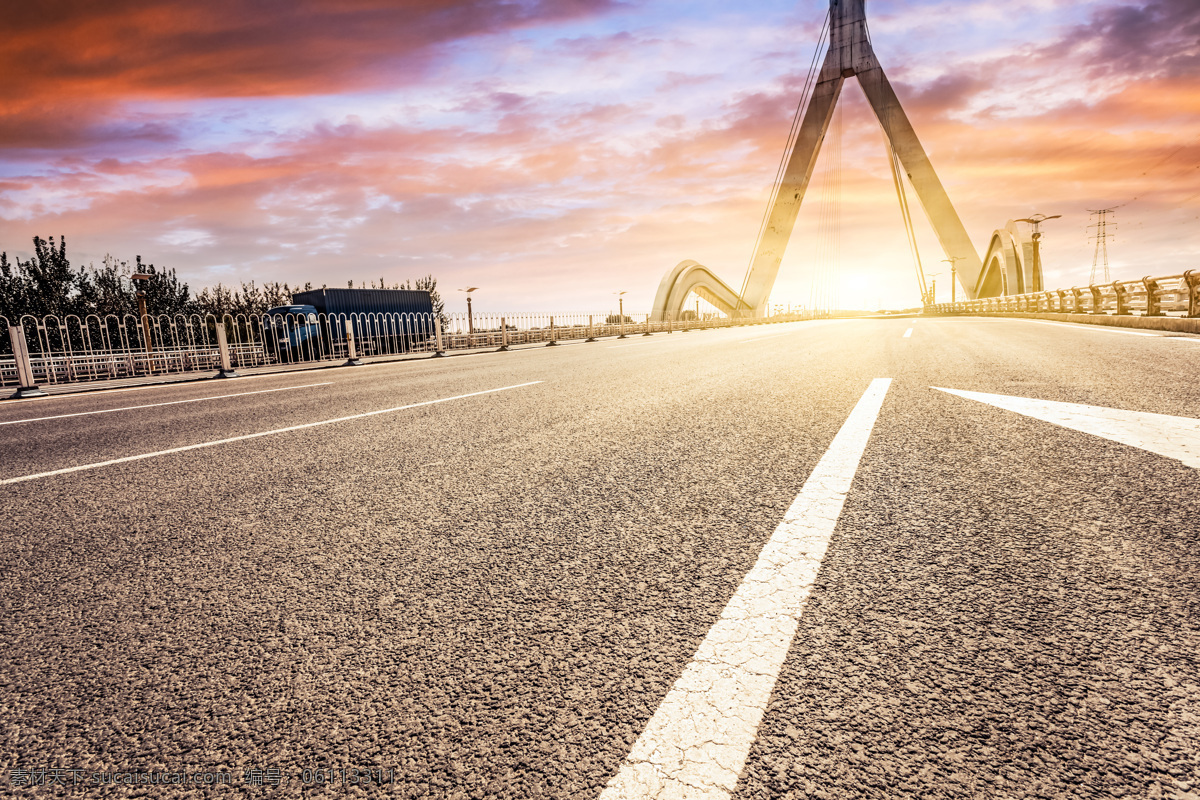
[932,271,1200,317]
[0,310,819,394]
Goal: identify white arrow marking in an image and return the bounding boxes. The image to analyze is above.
[934,387,1200,469]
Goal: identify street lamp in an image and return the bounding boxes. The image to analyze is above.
[942,257,965,304]
[131,272,153,353]
[614,291,627,338]
[924,272,941,307]
[458,287,478,344]
[1015,214,1061,292]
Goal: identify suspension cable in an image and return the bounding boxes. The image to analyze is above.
[737,10,831,311]
[887,142,925,301]
[810,101,842,314]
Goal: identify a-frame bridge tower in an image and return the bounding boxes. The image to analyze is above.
[652,0,1032,319]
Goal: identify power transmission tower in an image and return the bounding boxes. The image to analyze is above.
[1087,207,1117,285]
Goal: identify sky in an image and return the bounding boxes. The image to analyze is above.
[1,0,1198,313]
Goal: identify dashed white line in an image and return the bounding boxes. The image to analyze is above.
[903,328,913,338]
[0,383,332,426]
[0,381,542,485]
[601,378,892,800]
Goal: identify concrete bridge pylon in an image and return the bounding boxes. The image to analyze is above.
[652,0,992,320]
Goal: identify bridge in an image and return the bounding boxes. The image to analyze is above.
[1,2,1198,800]
[651,0,1043,320]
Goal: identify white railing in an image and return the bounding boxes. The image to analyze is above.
[1,310,819,391]
[932,271,1200,317]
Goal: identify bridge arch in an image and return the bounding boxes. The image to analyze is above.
[976,220,1036,298]
[651,260,746,320]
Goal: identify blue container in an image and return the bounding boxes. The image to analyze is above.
[291,288,433,318]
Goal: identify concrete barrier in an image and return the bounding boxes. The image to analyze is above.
[944,311,1200,334]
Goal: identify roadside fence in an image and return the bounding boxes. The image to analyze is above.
[1,310,817,394]
[932,271,1200,317]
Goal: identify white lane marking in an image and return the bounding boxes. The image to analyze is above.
[903,328,913,338]
[601,378,892,800]
[737,331,796,344]
[1025,320,1159,337]
[0,369,339,403]
[934,387,1200,469]
[607,338,682,348]
[0,383,332,426]
[0,381,542,485]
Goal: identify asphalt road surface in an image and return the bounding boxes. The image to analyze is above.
[1,317,1198,799]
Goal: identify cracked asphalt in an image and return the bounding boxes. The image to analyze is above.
[1,317,1197,799]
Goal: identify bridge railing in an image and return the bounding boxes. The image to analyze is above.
[932,271,1200,317]
[1,309,814,391]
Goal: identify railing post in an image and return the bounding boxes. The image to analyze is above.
[344,319,363,366]
[585,314,596,342]
[1143,276,1163,316]
[1113,281,1129,316]
[1089,285,1104,314]
[547,316,558,346]
[498,317,510,351]
[643,313,652,336]
[667,314,673,334]
[434,317,446,357]
[7,324,46,398]
[1186,270,1200,318]
[214,324,240,378]
[1070,287,1084,313]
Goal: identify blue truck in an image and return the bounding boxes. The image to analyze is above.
[265,288,434,357]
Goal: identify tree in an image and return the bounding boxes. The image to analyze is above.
[86,255,138,318]
[0,236,195,321]
[401,274,445,325]
[192,280,296,318]
[0,235,85,320]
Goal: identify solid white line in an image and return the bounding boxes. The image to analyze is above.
[0,369,337,403]
[0,381,542,485]
[934,386,1200,469]
[738,331,796,344]
[607,338,682,348]
[903,328,913,338]
[601,378,892,800]
[0,383,332,426]
[1024,319,1158,337]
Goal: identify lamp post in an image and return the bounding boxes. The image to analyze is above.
[615,291,627,338]
[925,272,941,307]
[131,272,153,353]
[1015,214,1061,292]
[458,287,478,346]
[942,257,965,304]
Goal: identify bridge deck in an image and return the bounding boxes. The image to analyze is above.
[1,317,1197,798]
